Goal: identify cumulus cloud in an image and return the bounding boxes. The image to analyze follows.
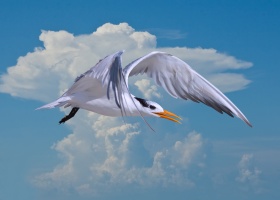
[34,109,205,195]
[0,22,252,102]
[236,154,261,184]
[236,154,263,194]
[134,79,161,99]
[0,22,253,196]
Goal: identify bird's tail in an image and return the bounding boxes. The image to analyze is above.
[36,96,71,110]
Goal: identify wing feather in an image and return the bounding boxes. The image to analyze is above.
[63,51,127,112]
[47,51,131,121]
[61,51,155,130]
[123,51,252,127]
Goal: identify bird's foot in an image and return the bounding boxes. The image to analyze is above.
[58,107,80,124]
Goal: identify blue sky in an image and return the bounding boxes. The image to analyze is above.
[0,0,279,200]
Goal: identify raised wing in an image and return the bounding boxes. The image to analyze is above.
[63,51,150,125]
[123,51,252,127]
[63,51,127,111]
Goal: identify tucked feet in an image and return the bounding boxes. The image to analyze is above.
[59,107,80,124]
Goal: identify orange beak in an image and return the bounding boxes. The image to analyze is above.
[153,110,182,124]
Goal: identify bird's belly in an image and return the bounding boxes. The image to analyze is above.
[72,95,137,117]
[77,98,120,116]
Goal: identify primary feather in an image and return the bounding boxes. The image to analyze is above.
[123,51,252,127]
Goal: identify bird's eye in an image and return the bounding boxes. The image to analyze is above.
[149,105,156,110]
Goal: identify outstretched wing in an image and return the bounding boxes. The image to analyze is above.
[63,51,128,113]
[63,51,150,126]
[123,51,252,127]
[37,52,126,110]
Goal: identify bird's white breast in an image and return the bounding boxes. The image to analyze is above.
[69,91,142,117]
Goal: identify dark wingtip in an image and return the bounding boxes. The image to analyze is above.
[246,121,253,128]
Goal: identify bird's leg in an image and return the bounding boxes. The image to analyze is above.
[59,107,80,124]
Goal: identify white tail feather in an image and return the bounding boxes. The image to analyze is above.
[36,97,71,110]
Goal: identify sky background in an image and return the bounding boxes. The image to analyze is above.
[0,0,280,200]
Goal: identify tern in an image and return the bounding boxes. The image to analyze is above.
[37,51,252,128]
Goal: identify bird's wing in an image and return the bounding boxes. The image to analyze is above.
[123,51,252,127]
[38,52,126,110]
[63,51,146,121]
[63,51,127,111]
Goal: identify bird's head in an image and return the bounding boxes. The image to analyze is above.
[143,100,182,124]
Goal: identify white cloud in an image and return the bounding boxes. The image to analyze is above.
[236,154,261,184]
[207,73,251,93]
[235,153,264,194]
[34,111,205,194]
[0,22,252,102]
[134,79,161,99]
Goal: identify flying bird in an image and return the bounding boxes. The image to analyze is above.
[37,51,252,128]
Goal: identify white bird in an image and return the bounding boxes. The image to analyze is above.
[37,51,252,128]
